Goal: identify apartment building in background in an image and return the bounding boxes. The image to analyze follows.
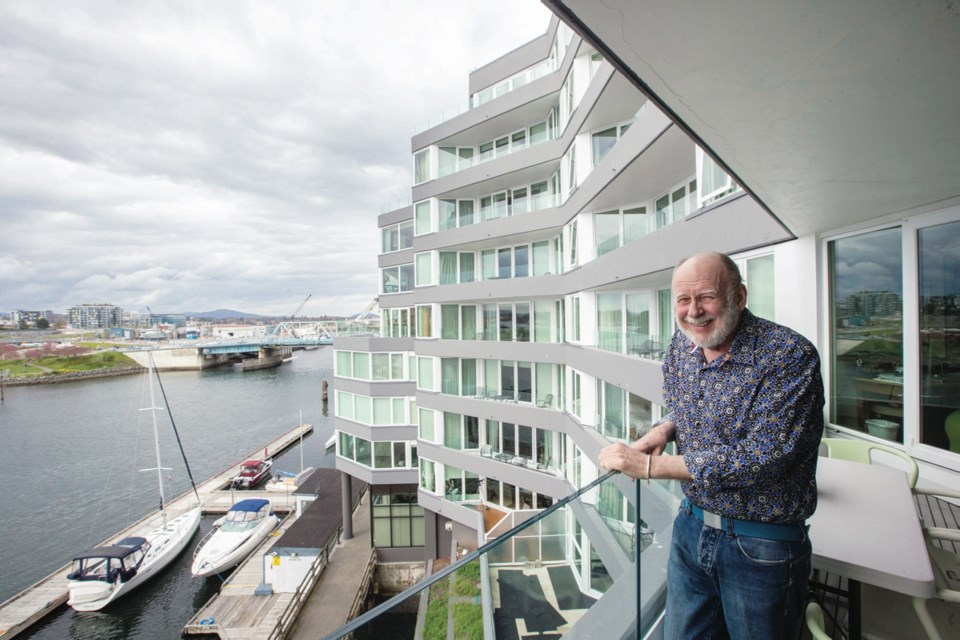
[334,3,960,636]
[67,304,124,330]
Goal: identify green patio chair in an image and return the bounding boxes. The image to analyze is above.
[820,437,919,488]
[804,602,832,640]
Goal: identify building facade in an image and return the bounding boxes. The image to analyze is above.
[10,310,54,328]
[334,4,960,637]
[67,304,124,330]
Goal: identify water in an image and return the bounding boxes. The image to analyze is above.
[0,347,337,639]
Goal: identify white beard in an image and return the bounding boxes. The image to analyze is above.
[680,303,740,349]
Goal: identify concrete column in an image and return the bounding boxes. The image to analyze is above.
[341,472,353,540]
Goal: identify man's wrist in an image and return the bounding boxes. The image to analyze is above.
[650,415,674,438]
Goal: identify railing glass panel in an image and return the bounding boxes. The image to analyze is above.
[322,471,668,640]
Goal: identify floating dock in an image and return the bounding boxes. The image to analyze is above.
[0,423,314,640]
[183,469,369,639]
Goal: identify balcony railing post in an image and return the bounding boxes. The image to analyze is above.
[636,476,642,640]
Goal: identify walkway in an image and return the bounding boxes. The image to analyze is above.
[287,491,372,640]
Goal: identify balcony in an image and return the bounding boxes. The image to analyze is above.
[321,471,658,640]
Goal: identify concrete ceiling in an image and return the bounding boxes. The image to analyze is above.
[544,0,960,237]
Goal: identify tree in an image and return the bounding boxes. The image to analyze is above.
[36,318,50,329]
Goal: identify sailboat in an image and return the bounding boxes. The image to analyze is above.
[66,353,202,612]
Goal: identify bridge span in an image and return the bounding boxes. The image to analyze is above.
[123,319,374,370]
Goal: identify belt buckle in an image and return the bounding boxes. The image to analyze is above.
[702,509,723,530]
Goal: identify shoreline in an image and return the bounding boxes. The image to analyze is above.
[1,365,145,386]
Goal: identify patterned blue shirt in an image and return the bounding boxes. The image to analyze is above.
[663,310,824,523]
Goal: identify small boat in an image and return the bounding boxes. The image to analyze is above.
[230,459,273,489]
[264,467,315,492]
[67,352,201,611]
[265,416,313,492]
[190,498,279,577]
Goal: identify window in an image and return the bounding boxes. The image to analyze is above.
[440,305,459,340]
[498,248,512,279]
[414,149,430,185]
[415,201,431,236]
[829,214,960,459]
[595,210,621,257]
[417,356,435,391]
[917,219,960,453]
[439,252,457,285]
[744,254,775,320]
[438,200,457,231]
[372,486,424,548]
[696,146,739,207]
[565,146,577,196]
[829,227,903,440]
[532,241,550,276]
[382,225,399,254]
[415,252,433,287]
[597,293,623,352]
[381,263,414,294]
[655,178,698,229]
[591,126,617,166]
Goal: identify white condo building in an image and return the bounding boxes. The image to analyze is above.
[333,3,960,637]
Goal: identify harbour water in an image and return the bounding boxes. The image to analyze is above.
[0,347,337,639]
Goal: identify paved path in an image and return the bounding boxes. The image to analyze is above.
[287,493,373,640]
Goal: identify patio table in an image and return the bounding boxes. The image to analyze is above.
[809,456,936,638]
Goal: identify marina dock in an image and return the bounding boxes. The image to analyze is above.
[0,423,314,640]
[183,469,370,639]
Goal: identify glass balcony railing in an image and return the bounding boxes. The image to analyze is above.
[595,332,669,361]
[322,471,667,640]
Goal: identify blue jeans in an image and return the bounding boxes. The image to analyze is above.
[663,503,811,640]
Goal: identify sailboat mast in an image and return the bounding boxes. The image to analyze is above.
[148,352,167,523]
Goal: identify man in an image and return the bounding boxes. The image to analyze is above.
[599,252,823,639]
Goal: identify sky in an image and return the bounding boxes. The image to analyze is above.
[0,0,553,318]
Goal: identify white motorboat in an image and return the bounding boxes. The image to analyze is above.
[264,466,315,492]
[191,498,278,577]
[67,352,201,611]
[265,416,313,492]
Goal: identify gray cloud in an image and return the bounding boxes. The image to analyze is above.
[0,0,552,317]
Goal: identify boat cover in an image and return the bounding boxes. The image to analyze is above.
[230,498,270,512]
[72,536,147,560]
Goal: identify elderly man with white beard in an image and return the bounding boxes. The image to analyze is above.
[599,251,824,640]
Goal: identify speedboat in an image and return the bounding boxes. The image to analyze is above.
[67,508,201,611]
[230,459,272,489]
[191,499,278,577]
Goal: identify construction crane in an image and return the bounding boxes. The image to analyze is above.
[289,294,312,320]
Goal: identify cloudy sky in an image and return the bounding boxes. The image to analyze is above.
[0,0,553,318]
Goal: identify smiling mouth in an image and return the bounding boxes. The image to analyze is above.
[685,316,713,328]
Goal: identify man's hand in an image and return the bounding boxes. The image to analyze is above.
[630,420,673,455]
[598,442,649,479]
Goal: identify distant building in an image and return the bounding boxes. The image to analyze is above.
[148,313,187,328]
[210,324,267,340]
[11,310,54,328]
[68,304,123,330]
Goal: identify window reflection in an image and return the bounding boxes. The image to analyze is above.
[829,227,903,440]
[918,220,960,452]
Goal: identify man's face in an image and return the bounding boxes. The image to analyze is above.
[673,258,745,350]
